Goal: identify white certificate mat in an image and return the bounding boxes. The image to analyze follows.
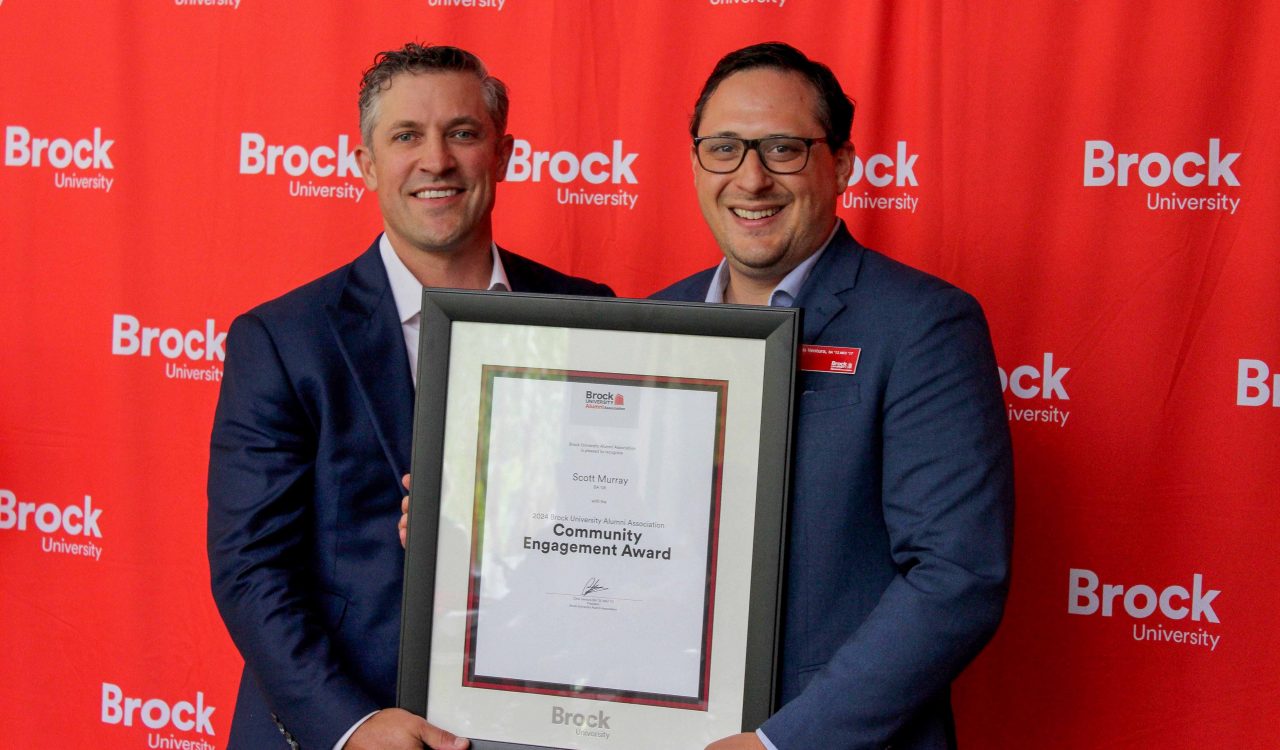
[465,368,726,706]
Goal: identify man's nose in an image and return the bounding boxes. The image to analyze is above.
[416,136,457,174]
[733,148,774,192]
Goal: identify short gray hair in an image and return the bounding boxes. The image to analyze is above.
[358,43,509,145]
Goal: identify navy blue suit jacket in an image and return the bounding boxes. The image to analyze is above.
[207,238,612,749]
[653,224,1013,750]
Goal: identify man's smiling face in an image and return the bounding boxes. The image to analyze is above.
[358,71,513,259]
[692,67,852,286]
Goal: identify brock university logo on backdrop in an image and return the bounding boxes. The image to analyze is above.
[1237,358,1280,407]
[998,353,1071,427]
[111,314,227,383]
[427,0,507,10]
[4,124,117,193]
[505,139,640,211]
[1083,138,1242,215]
[0,487,105,561]
[842,140,921,214]
[101,681,218,747]
[1068,568,1223,653]
[238,131,367,203]
[708,0,789,8]
[172,0,241,10]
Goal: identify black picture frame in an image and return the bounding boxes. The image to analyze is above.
[398,290,798,750]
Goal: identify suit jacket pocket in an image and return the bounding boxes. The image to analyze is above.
[799,382,860,414]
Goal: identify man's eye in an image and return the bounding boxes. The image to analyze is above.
[393,132,417,143]
[766,142,800,155]
[709,142,740,155]
[450,130,479,141]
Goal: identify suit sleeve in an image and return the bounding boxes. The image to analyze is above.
[584,280,616,297]
[761,287,1014,748]
[207,313,379,749]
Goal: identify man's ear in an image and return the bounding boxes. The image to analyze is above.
[357,144,378,191]
[834,141,854,193]
[495,134,515,182]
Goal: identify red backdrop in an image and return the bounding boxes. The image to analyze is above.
[3,2,1278,747]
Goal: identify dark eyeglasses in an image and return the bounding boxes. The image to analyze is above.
[693,136,827,174]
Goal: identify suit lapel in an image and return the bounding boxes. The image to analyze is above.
[794,223,864,343]
[326,241,414,479]
[497,247,538,292]
[680,270,717,301]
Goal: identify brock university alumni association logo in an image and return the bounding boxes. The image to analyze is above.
[584,389,625,410]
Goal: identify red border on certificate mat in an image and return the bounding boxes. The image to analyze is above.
[461,366,728,710]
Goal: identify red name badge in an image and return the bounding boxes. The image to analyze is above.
[799,345,861,375]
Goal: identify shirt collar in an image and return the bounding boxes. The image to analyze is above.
[703,220,842,306]
[379,234,510,324]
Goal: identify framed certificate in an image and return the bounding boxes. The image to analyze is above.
[399,291,798,750]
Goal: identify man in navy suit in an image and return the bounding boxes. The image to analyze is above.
[207,44,610,750]
[652,43,1014,750]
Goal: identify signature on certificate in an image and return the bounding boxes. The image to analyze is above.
[580,577,608,597]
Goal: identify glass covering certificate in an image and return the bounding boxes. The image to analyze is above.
[466,367,726,708]
[399,291,797,750]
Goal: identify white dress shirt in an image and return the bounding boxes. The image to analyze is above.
[702,220,838,308]
[378,233,512,386]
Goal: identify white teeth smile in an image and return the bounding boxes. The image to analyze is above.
[414,188,461,199]
[732,207,780,220]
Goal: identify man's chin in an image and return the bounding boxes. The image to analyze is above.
[403,228,470,255]
[723,243,788,273]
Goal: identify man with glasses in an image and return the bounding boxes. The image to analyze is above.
[655,43,1013,750]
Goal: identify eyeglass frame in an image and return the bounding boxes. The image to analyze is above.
[692,135,830,175]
